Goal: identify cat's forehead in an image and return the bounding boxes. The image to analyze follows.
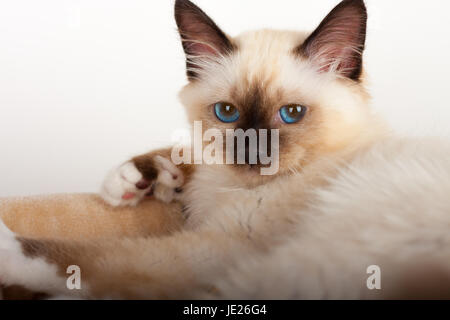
[234,30,308,57]
[231,30,309,84]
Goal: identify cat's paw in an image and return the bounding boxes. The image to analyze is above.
[100,156,184,207]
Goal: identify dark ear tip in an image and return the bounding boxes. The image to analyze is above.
[331,0,367,27]
[174,0,187,7]
[174,0,194,26]
[174,0,203,25]
[342,0,367,15]
[343,0,366,7]
[175,0,195,11]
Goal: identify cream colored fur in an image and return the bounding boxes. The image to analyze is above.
[1,0,450,300]
[0,194,184,241]
[208,138,450,299]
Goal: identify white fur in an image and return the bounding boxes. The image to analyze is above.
[0,220,67,295]
[154,156,184,188]
[100,162,147,207]
[208,138,450,299]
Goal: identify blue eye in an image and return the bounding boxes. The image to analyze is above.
[279,105,307,124]
[214,102,240,123]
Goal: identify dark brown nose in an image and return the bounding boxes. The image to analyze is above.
[244,141,258,165]
[232,130,272,166]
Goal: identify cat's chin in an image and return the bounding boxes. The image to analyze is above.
[229,164,280,186]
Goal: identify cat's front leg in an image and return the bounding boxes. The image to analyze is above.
[101,149,188,207]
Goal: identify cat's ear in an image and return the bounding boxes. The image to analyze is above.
[174,0,235,81]
[297,0,367,81]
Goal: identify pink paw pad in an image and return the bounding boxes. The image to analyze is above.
[122,192,136,200]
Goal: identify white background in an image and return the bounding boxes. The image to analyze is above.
[1,0,450,197]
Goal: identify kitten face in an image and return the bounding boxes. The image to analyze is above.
[176,0,374,178]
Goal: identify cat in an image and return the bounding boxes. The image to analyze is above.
[1,0,450,299]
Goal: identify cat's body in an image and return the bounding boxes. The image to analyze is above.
[3,135,450,299]
[210,137,450,299]
[1,0,450,299]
